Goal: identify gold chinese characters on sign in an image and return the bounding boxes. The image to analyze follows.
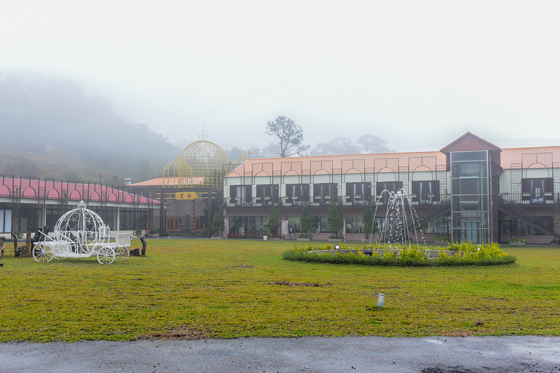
[175,192,198,200]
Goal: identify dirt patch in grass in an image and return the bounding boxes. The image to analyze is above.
[136,327,209,341]
[228,264,254,268]
[269,280,332,287]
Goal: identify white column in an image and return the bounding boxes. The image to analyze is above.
[116,207,121,233]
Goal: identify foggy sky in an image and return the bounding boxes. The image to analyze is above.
[2,1,559,153]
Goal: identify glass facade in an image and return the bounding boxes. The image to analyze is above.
[228,216,268,237]
[450,151,490,244]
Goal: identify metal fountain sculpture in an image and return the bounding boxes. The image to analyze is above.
[32,201,131,265]
[370,188,425,249]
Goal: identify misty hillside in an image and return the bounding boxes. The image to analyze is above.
[0,71,179,181]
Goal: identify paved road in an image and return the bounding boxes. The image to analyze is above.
[2,336,560,372]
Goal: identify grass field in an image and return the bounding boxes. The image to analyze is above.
[0,239,559,342]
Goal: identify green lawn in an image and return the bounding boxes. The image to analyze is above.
[0,240,559,341]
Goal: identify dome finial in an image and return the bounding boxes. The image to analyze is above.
[199,124,207,140]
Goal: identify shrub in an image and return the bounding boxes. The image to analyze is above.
[283,241,516,267]
[298,234,313,239]
[509,237,526,243]
[149,229,157,234]
[434,236,448,243]
[328,236,343,239]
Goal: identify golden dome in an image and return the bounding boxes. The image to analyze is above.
[162,129,227,189]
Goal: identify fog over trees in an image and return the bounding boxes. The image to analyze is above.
[222,135,393,160]
[0,71,178,181]
[0,71,394,180]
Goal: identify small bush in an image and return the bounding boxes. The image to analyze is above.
[434,236,448,243]
[149,229,157,234]
[298,234,313,239]
[509,237,526,243]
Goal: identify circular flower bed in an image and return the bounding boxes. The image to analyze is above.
[283,241,516,267]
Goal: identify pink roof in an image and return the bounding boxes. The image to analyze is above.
[501,146,560,169]
[226,145,560,177]
[0,178,159,205]
[228,151,448,177]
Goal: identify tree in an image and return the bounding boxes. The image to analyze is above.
[363,199,375,239]
[327,202,344,237]
[267,202,281,236]
[265,116,310,157]
[211,211,225,237]
[300,203,314,234]
[357,134,393,154]
[2,155,40,177]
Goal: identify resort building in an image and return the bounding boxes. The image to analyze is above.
[0,177,158,236]
[223,132,560,245]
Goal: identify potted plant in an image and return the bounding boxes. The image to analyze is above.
[434,236,449,244]
[259,224,271,240]
[135,228,144,237]
[148,228,158,237]
[509,236,526,245]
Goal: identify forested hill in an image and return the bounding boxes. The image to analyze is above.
[0,71,179,181]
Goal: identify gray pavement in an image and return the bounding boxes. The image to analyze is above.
[1,336,560,372]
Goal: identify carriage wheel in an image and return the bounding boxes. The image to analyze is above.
[32,243,54,263]
[115,247,129,261]
[97,247,115,265]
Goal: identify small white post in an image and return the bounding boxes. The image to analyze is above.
[377,293,385,309]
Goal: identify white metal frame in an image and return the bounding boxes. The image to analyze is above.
[32,201,131,265]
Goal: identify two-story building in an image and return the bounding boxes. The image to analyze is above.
[223,132,560,245]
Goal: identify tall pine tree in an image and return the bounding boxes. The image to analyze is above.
[327,202,343,237]
[267,203,281,236]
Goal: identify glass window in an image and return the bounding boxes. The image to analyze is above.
[452,162,487,178]
[286,184,309,205]
[311,216,331,233]
[256,185,279,205]
[411,181,439,204]
[422,217,450,234]
[522,178,553,204]
[313,184,337,206]
[345,216,364,233]
[229,216,245,235]
[452,196,488,212]
[451,151,487,161]
[452,212,489,229]
[4,209,11,233]
[502,216,552,235]
[287,217,301,233]
[345,183,371,205]
[452,178,488,195]
[230,185,252,206]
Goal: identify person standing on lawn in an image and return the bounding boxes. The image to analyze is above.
[0,236,5,266]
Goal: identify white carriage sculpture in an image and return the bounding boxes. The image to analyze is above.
[32,201,131,265]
